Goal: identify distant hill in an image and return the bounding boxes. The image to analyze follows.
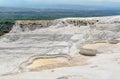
[0,6,120,21]
[0,4,119,12]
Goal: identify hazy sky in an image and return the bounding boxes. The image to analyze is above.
[0,0,120,8]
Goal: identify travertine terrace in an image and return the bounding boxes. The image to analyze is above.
[0,16,120,79]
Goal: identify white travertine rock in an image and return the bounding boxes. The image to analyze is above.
[0,16,120,79]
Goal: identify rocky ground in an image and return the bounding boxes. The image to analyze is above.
[0,16,120,79]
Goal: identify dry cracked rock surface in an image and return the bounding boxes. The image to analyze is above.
[0,16,120,79]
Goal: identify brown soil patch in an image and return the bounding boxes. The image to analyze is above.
[3,54,88,76]
[83,43,108,49]
[24,54,88,71]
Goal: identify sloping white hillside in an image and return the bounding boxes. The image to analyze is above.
[0,16,120,79]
